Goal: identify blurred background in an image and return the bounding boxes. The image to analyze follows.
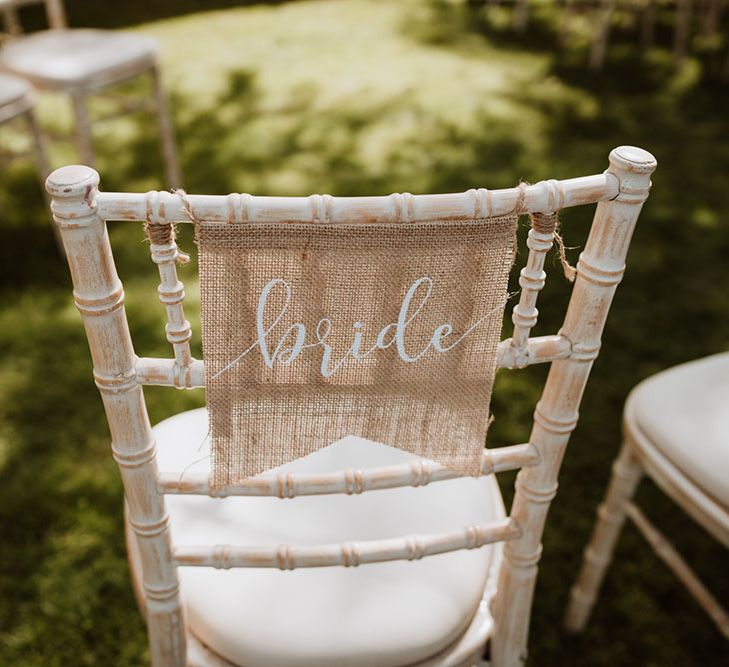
[1,1,728,665]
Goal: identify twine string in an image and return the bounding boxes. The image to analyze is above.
[143,188,200,264]
[529,211,576,282]
[174,188,199,226]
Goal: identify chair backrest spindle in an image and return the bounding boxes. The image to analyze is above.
[0,0,66,34]
[1,4,22,36]
[44,0,65,29]
[144,196,194,388]
[509,202,567,367]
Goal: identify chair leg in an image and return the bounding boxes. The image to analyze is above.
[564,440,643,633]
[24,109,51,183]
[512,0,529,33]
[151,66,182,189]
[558,0,575,48]
[590,0,614,70]
[71,91,95,167]
[24,108,64,253]
[674,0,692,63]
[640,0,655,50]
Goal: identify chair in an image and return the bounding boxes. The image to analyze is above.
[46,144,656,667]
[493,0,658,70]
[0,70,49,183]
[589,0,698,70]
[0,0,181,186]
[565,353,729,640]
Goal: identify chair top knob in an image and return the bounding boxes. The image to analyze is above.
[46,165,99,199]
[609,146,657,174]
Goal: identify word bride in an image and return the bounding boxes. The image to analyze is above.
[215,277,492,379]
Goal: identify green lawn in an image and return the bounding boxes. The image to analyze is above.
[1,1,728,665]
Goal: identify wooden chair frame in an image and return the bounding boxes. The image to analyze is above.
[1,0,66,38]
[565,390,729,640]
[1,0,181,187]
[47,144,656,667]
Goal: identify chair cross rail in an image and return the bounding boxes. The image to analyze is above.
[158,442,540,498]
[172,519,521,570]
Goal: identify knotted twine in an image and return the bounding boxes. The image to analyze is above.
[143,191,191,265]
[529,211,576,282]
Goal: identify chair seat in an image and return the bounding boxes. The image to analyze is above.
[142,408,504,667]
[0,72,34,121]
[0,71,32,106]
[0,29,158,91]
[627,352,729,508]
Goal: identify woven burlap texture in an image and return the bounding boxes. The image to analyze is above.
[198,216,517,489]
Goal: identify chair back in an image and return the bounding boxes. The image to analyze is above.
[47,145,656,667]
[1,0,66,37]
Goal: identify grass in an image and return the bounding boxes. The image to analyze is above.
[1,0,729,665]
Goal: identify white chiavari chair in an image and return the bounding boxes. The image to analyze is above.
[565,353,729,641]
[0,0,181,186]
[47,144,656,667]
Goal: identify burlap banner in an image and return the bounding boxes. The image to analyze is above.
[198,216,517,489]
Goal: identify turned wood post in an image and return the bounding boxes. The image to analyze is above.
[490,146,657,667]
[47,166,187,667]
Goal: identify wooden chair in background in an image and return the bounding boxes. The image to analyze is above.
[506,0,727,71]
[0,70,49,183]
[565,353,729,641]
[0,0,181,186]
[589,0,725,69]
[47,144,656,666]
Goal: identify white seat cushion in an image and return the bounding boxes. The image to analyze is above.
[0,30,158,91]
[151,408,504,667]
[628,352,729,508]
[0,72,34,123]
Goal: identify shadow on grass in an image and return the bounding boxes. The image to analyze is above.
[1,23,728,663]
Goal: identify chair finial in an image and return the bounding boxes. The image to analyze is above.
[609,146,657,174]
[607,147,657,206]
[45,164,99,199]
[46,166,100,230]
